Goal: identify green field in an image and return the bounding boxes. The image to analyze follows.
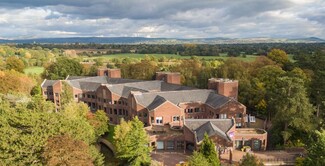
[83,53,259,62]
[24,66,44,75]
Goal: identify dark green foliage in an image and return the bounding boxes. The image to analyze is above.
[42,57,83,79]
[304,130,325,166]
[199,133,220,166]
[270,76,315,144]
[188,151,210,166]
[239,153,264,166]
[0,100,105,165]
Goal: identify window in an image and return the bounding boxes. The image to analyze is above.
[114,109,117,115]
[138,113,142,117]
[119,109,122,115]
[74,95,78,98]
[176,141,184,149]
[236,123,242,128]
[194,108,200,112]
[98,105,102,110]
[109,108,112,114]
[91,95,95,99]
[114,100,117,104]
[235,113,242,118]
[187,108,193,113]
[173,116,180,122]
[125,110,128,116]
[118,101,122,105]
[220,114,227,119]
[156,117,163,124]
[82,94,85,98]
[87,94,91,98]
[167,141,174,150]
[143,112,148,117]
[104,99,107,103]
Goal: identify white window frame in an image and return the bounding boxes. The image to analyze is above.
[220,114,227,119]
[156,117,163,124]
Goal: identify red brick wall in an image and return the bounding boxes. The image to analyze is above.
[155,72,181,85]
[151,101,183,126]
[208,79,238,100]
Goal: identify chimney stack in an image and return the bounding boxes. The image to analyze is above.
[97,68,121,78]
[155,72,181,85]
[208,78,238,100]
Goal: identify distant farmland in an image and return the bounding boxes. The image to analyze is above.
[82,53,259,62]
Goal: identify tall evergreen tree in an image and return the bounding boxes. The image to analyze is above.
[188,151,210,166]
[200,133,220,166]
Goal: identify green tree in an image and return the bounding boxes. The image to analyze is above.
[60,81,74,108]
[270,76,315,144]
[42,57,83,79]
[6,56,25,73]
[200,133,220,166]
[304,130,325,166]
[188,151,210,166]
[86,110,109,138]
[114,117,151,165]
[267,49,289,66]
[239,153,264,166]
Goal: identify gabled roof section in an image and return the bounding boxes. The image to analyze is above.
[133,90,232,110]
[41,80,58,88]
[184,119,234,143]
[146,96,167,111]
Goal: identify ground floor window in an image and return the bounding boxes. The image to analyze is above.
[157,141,164,150]
[156,117,163,124]
[176,141,184,149]
[167,141,174,150]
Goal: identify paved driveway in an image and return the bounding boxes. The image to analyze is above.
[151,151,190,166]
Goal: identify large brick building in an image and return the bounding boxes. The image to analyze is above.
[41,68,267,153]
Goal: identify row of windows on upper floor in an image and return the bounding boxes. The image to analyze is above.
[80,94,128,106]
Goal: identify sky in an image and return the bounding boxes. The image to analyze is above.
[0,0,324,39]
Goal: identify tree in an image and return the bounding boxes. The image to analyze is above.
[60,81,74,108]
[304,130,325,166]
[0,70,35,94]
[6,56,25,73]
[188,151,210,166]
[43,134,94,166]
[267,49,289,66]
[86,110,109,138]
[270,76,315,144]
[42,57,83,79]
[114,117,151,165]
[200,133,220,166]
[239,153,264,166]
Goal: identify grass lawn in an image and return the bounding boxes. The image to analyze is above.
[83,53,259,62]
[24,66,44,75]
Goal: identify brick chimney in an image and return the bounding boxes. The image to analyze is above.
[97,68,121,78]
[155,72,181,85]
[208,78,238,100]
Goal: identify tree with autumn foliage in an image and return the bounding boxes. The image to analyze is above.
[43,134,94,166]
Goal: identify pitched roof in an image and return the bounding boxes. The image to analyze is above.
[184,119,234,142]
[41,80,58,88]
[133,90,232,110]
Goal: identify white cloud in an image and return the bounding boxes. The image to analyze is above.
[0,0,324,39]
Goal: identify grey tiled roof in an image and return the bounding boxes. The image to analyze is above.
[134,90,232,110]
[184,119,233,142]
[41,80,58,87]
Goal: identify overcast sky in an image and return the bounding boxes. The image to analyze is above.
[0,0,324,39]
